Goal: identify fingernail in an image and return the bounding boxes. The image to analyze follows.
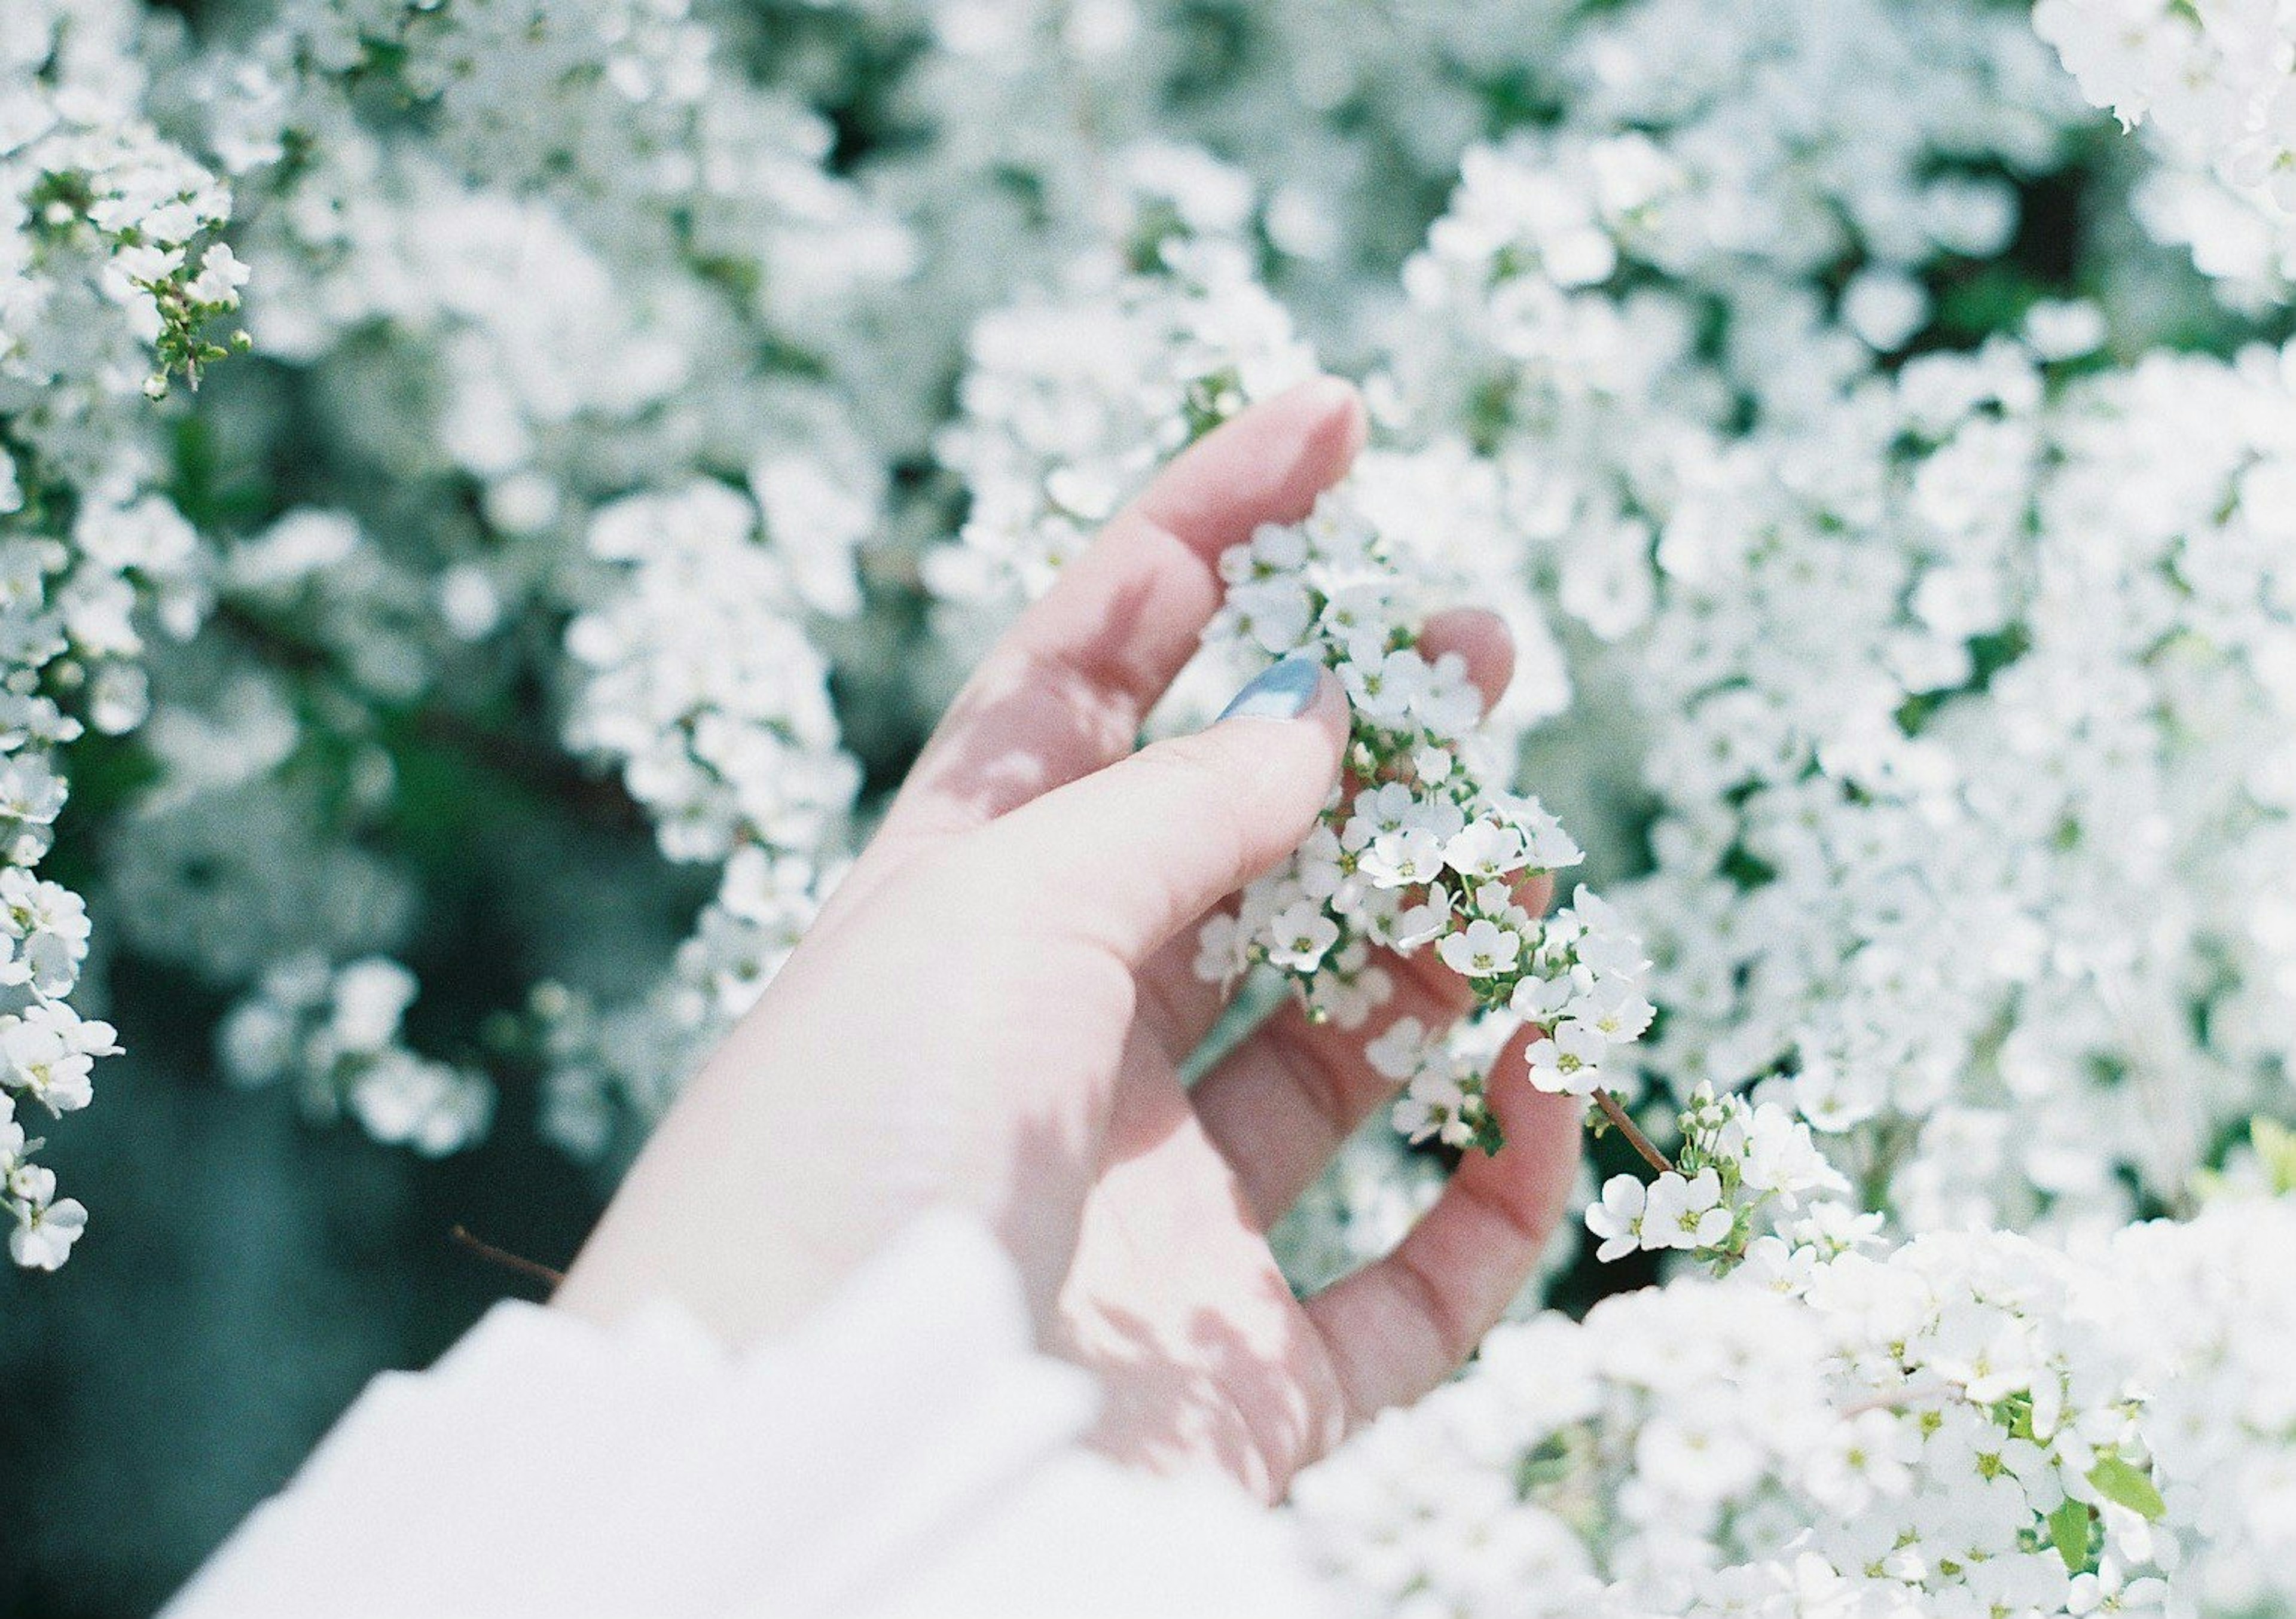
[1216,656,1323,723]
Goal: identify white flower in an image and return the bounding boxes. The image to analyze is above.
[328,958,420,1055]
[1357,825,1447,888]
[1365,1018,1431,1083]
[1569,980,1657,1045]
[4,1012,96,1115]
[9,1194,86,1270]
[1224,578,1315,653]
[1267,902,1341,973]
[1584,1174,1648,1262]
[1339,648,1431,726]
[1384,890,1452,951]
[184,243,249,306]
[1438,917,1523,979]
[349,1055,493,1159]
[1734,1103,1851,1205]
[1642,1168,1735,1252]
[1193,911,1250,986]
[1443,818,1527,882]
[1523,1024,1608,1098]
[1510,973,1577,1022]
[1392,1065,1470,1145]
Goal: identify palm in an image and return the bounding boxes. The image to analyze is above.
[1056,958,1356,1499]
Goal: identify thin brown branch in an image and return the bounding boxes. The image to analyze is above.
[450,1224,566,1291]
[1593,1087,1674,1175]
[212,600,643,830]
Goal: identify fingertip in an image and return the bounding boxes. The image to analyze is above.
[1211,653,1349,737]
[1284,374,1369,466]
[976,655,1351,967]
[1135,374,1367,560]
[1277,377,1370,511]
[1304,658,1354,756]
[1418,607,1515,716]
[1304,656,1353,735]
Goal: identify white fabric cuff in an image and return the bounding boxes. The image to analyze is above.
[163,1212,1330,1618]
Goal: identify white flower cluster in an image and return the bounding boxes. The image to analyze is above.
[2102,1184,2296,1613]
[2035,0,2296,296]
[1551,0,2064,287]
[1584,1088,1848,1271]
[1292,1200,2296,1618]
[1326,27,2296,1242]
[1607,340,2296,1237]
[221,955,490,1157]
[1386,0,2069,432]
[1193,475,1652,1153]
[3,4,247,409]
[0,0,246,1267]
[213,0,915,338]
[2,1001,115,1270]
[542,485,854,1157]
[2016,0,2296,315]
[863,0,1561,375]
[566,484,856,868]
[929,225,1315,611]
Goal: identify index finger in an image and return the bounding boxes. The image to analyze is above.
[875,377,1367,852]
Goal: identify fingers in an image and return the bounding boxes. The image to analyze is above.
[1186,607,1523,1221]
[1190,881,1554,1227]
[878,379,1366,850]
[1190,975,1471,1230]
[937,663,1349,969]
[1301,1029,1581,1424]
[1127,607,1519,1068]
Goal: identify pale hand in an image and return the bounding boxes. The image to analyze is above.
[554,380,1581,1501]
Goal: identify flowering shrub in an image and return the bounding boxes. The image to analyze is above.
[1293,1197,2292,1617]
[0,0,245,1267]
[16,0,2296,1609]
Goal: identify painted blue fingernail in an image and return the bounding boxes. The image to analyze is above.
[1215,656,1323,723]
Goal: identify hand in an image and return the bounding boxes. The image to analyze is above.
[553,380,1582,1500]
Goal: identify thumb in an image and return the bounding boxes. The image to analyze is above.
[942,657,1348,966]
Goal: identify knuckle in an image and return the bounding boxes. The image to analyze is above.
[1128,729,1234,796]
[1127,736,1255,859]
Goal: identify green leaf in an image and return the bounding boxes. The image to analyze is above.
[2048,1497,2092,1573]
[2089,1453,2167,1521]
[2252,1118,2296,1196]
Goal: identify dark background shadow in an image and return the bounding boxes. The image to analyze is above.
[0,974,602,1619]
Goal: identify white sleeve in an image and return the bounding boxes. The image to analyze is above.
[161,1213,1333,1619]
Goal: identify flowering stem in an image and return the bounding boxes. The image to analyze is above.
[1593,1088,1674,1175]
